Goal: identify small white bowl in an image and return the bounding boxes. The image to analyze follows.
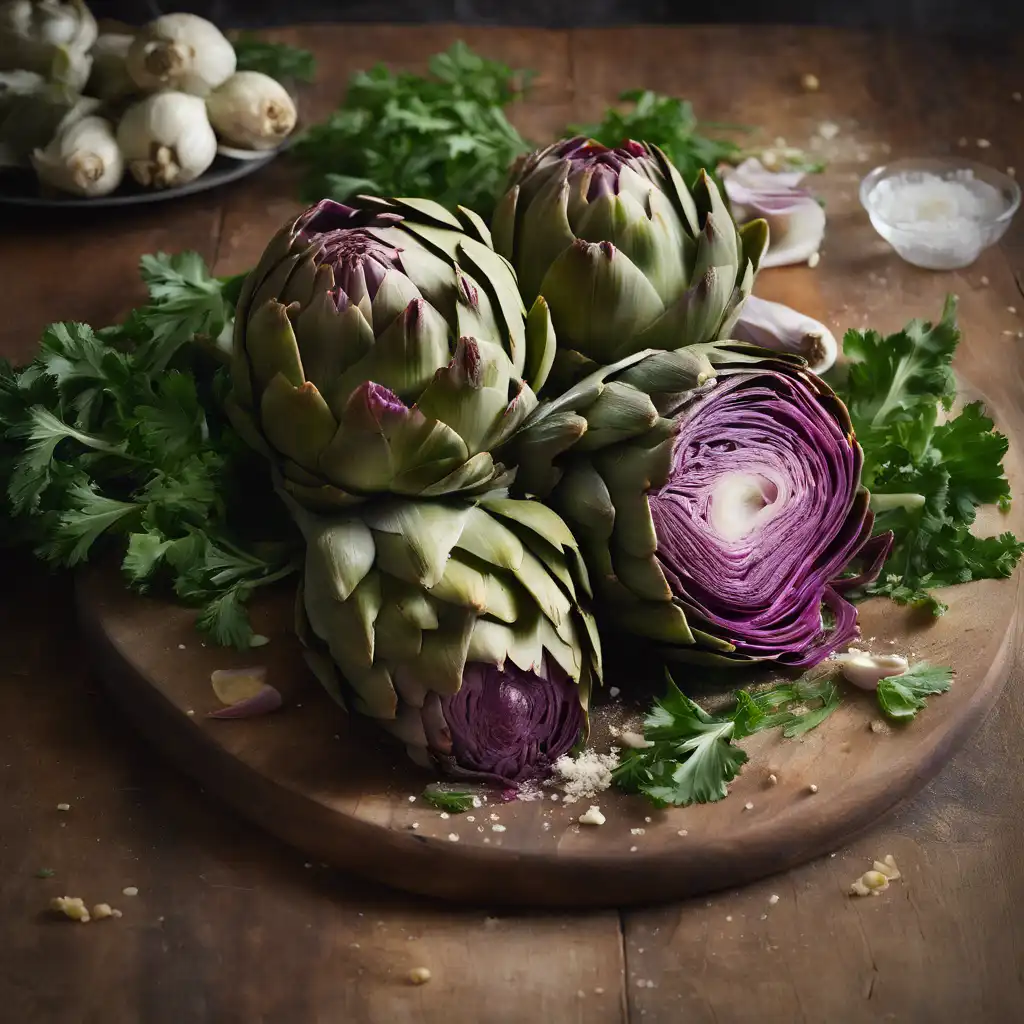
[860,157,1020,270]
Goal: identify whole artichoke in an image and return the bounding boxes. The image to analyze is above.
[291,495,601,784]
[505,343,892,668]
[229,197,558,510]
[492,137,768,377]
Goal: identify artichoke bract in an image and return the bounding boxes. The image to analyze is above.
[505,344,892,668]
[492,137,768,378]
[291,496,601,785]
[230,197,558,510]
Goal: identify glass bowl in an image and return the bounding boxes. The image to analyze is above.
[859,157,1020,270]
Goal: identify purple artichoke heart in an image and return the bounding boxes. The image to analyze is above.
[650,366,892,667]
[418,658,585,785]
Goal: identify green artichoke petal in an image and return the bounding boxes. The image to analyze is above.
[511,545,572,631]
[236,222,292,323]
[478,378,538,452]
[280,480,367,510]
[466,617,522,668]
[578,608,603,681]
[687,625,739,654]
[414,607,474,695]
[524,295,557,395]
[539,240,665,364]
[389,197,463,229]
[689,212,739,285]
[692,170,739,268]
[552,461,615,540]
[250,253,302,320]
[223,394,270,458]
[616,600,695,645]
[505,409,586,498]
[453,269,504,350]
[244,300,306,391]
[333,298,451,408]
[457,205,493,248]
[535,613,583,679]
[393,583,440,630]
[490,183,519,263]
[739,217,770,274]
[614,347,715,395]
[278,254,318,308]
[415,450,501,497]
[516,171,575,303]
[633,266,735,351]
[612,549,673,602]
[366,226,457,321]
[363,502,471,589]
[415,339,511,454]
[349,664,399,720]
[648,143,700,236]
[573,381,659,452]
[305,515,376,601]
[259,373,338,472]
[428,554,489,613]
[305,568,381,674]
[373,601,423,662]
[280,459,322,486]
[295,283,366,398]
[481,495,580,555]
[457,237,527,373]
[370,268,425,332]
[397,218,466,262]
[454,505,525,571]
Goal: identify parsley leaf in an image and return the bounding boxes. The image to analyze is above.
[0,252,299,649]
[876,663,953,721]
[422,786,479,813]
[834,296,1024,613]
[292,42,532,218]
[743,674,842,737]
[612,676,751,807]
[232,35,316,83]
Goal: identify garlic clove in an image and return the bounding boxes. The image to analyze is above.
[87,32,136,102]
[31,113,124,197]
[126,13,236,97]
[731,294,838,374]
[116,91,217,189]
[206,71,298,152]
[723,157,826,268]
[835,648,910,691]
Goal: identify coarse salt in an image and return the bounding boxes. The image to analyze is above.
[552,749,619,803]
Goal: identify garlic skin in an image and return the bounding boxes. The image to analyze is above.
[87,32,136,102]
[117,91,217,189]
[0,0,96,90]
[732,294,838,374]
[31,113,123,196]
[206,71,297,151]
[723,157,826,268]
[126,14,236,97]
[835,649,910,691]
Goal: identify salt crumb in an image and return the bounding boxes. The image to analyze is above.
[677,829,688,837]
[595,987,605,995]
[56,803,70,812]
[410,822,419,830]
[186,710,195,716]
[808,784,818,794]
[630,845,638,852]
[801,72,820,91]
[483,837,490,844]
[608,686,621,698]
[726,915,733,922]
[408,967,432,985]
[644,816,651,823]
[303,862,313,869]
[466,815,475,823]
[50,896,90,923]
[447,833,459,842]
[767,773,778,786]
[408,795,416,802]
[550,794,559,802]
[484,916,500,928]
[112,909,122,918]
[980,276,990,286]
[1009,167,1017,178]
[774,136,787,148]
[769,894,780,905]
[957,137,968,147]
[869,720,889,735]
[177,644,186,650]
[122,887,138,897]
[743,802,754,811]
[489,812,500,821]
[1014,92,1023,102]
[552,749,619,804]
[1009,306,1018,314]
[807,252,820,268]
[817,121,840,140]
[439,812,449,820]
[631,827,646,836]
[576,990,586,999]
[761,914,768,921]
[92,903,114,920]
[619,730,653,750]
[578,805,606,826]
[977,138,991,149]
[491,824,506,833]
[542,821,551,830]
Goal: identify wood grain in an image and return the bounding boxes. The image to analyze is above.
[2,21,1024,1022]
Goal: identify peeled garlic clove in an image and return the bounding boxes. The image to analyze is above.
[206,71,297,151]
[0,0,96,86]
[723,157,826,268]
[731,294,838,374]
[126,13,236,97]
[87,32,136,102]
[117,91,217,189]
[835,649,910,691]
[31,114,123,197]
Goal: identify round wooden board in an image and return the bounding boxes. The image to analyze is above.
[76,527,1021,909]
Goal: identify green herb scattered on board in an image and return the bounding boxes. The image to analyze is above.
[233,35,317,84]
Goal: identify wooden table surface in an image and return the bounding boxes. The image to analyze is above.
[3,24,1024,1024]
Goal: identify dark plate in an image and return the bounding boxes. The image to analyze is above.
[0,148,279,210]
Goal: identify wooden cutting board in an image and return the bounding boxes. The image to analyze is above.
[76,488,1023,908]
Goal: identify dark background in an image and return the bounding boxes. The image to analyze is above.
[91,1,1019,32]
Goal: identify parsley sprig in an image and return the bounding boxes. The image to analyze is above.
[835,296,1024,614]
[0,253,300,649]
[232,35,316,84]
[292,41,532,218]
